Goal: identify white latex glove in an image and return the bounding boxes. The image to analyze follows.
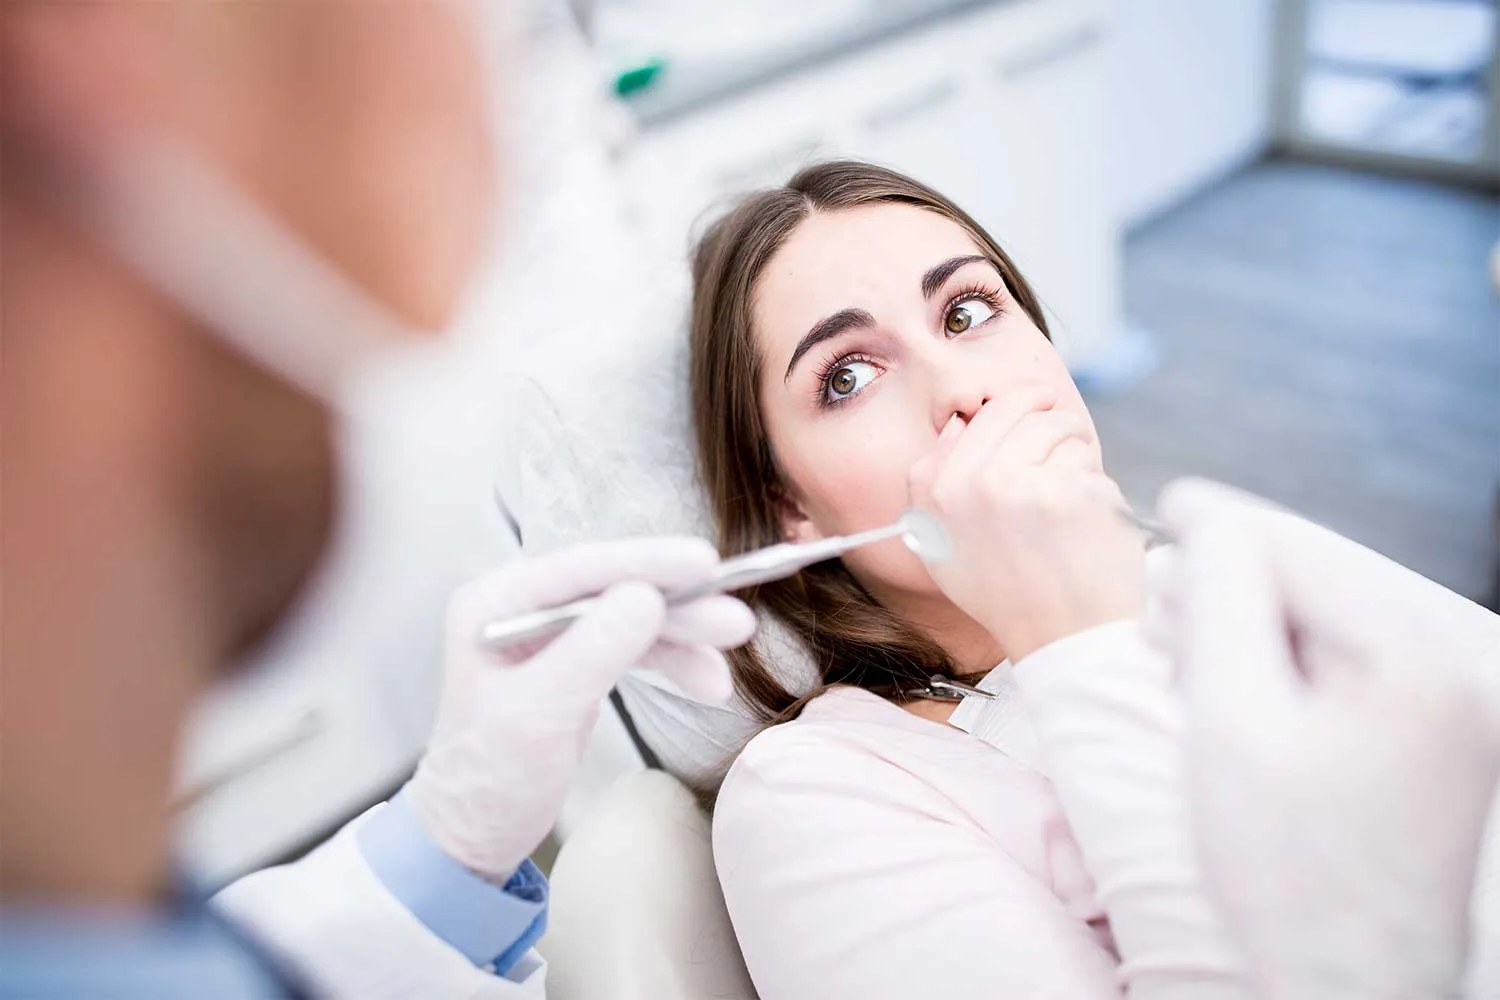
[1154,478,1500,1000]
[403,537,756,881]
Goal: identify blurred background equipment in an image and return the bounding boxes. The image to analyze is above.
[173,0,1499,935]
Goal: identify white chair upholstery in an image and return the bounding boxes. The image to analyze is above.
[542,770,757,1000]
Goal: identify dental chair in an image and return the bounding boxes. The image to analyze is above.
[542,768,757,1000]
[486,84,805,996]
[492,263,807,1000]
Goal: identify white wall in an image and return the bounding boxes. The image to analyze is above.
[1109,0,1280,228]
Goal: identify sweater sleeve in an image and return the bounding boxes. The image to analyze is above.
[712,722,1122,1000]
[1013,621,1253,1000]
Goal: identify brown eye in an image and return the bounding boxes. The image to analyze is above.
[822,359,879,404]
[943,296,997,336]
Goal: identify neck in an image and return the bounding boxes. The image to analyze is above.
[873,584,1006,678]
[1,199,223,906]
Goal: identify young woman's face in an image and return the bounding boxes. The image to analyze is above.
[753,203,1101,602]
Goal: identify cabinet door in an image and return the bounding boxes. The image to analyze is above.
[619,70,844,266]
[972,19,1118,361]
[175,660,419,886]
[847,8,1117,360]
[1112,0,1277,226]
[623,0,1119,361]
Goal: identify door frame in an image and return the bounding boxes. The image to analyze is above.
[1271,0,1500,188]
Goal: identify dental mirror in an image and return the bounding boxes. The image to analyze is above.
[898,507,952,562]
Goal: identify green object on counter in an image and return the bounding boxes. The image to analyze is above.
[614,58,666,98]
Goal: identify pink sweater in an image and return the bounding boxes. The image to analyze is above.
[712,622,1251,1000]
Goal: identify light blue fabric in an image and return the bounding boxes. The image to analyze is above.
[0,906,297,998]
[357,792,547,974]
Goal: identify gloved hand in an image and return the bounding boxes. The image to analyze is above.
[403,537,756,882]
[1154,478,1500,1000]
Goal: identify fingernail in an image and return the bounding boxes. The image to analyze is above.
[940,414,965,441]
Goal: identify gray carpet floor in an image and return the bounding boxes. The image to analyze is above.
[1089,159,1500,601]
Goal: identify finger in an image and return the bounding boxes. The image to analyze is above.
[1045,435,1100,475]
[1061,472,1139,534]
[1256,529,1392,687]
[933,387,1057,491]
[1089,472,1130,510]
[939,411,967,446]
[1175,510,1302,728]
[909,412,968,508]
[640,642,735,706]
[661,595,757,649]
[453,537,719,624]
[990,410,1093,470]
[1160,479,1392,684]
[524,580,667,711]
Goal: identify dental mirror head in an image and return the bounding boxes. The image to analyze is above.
[899,508,951,562]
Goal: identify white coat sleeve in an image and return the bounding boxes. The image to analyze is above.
[1013,621,1252,1000]
[712,724,1123,1000]
[211,806,547,1000]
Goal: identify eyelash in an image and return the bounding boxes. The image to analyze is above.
[811,284,1007,409]
[813,351,880,410]
[942,283,1006,327]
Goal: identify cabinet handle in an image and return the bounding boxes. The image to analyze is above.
[994,25,1102,82]
[861,78,961,133]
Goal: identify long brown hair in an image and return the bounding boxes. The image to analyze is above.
[689,160,1050,723]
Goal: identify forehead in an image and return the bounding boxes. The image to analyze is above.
[753,203,983,332]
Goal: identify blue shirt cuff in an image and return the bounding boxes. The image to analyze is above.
[357,792,547,975]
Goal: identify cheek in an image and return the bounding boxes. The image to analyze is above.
[778,423,913,537]
[769,394,922,539]
[794,432,936,599]
[999,327,1106,469]
[999,324,1098,423]
[769,394,940,596]
[840,536,935,600]
[1036,342,1103,454]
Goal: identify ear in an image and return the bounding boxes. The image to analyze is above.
[774,486,824,545]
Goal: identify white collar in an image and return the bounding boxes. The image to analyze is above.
[948,663,1048,776]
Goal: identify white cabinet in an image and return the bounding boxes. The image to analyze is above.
[620,0,1122,362]
[1107,0,1278,228]
[851,13,1118,358]
[174,654,420,888]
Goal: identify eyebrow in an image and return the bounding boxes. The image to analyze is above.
[920,254,990,299]
[783,307,876,382]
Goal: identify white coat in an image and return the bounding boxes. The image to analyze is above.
[212,804,548,999]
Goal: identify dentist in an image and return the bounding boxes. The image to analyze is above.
[0,4,751,997]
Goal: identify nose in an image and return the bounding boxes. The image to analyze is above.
[927,353,991,431]
[926,352,1058,434]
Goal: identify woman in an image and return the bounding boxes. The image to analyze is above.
[691,161,1248,999]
